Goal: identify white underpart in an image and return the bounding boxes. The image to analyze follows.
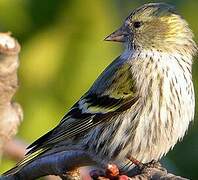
[110,49,193,167]
[83,48,194,172]
[125,49,194,163]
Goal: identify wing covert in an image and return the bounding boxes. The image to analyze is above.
[28,58,137,154]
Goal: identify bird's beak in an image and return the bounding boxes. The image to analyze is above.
[104,25,129,43]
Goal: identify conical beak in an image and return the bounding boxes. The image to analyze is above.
[104,25,130,43]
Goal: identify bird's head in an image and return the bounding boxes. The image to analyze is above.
[105,3,197,55]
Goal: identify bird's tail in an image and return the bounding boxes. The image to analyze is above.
[3,147,48,177]
[1,148,92,180]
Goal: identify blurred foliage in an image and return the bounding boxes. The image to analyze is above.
[0,0,197,179]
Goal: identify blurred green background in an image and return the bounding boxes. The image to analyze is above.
[0,0,197,179]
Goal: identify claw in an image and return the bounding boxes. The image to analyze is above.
[138,160,167,173]
[127,155,144,169]
[143,160,161,168]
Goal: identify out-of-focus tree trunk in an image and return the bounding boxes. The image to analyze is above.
[0,33,23,158]
[0,33,61,180]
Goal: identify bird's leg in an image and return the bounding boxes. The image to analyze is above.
[127,155,165,172]
[126,155,144,169]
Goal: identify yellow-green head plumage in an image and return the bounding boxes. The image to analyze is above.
[124,3,197,55]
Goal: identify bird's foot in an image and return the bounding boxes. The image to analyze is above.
[127,155,166,172]
[139,160,166,173]
[90,163,129,180]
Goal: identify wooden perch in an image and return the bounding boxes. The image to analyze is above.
[127,167,188,180]
[0,33,23,157]
[91,163,189,180]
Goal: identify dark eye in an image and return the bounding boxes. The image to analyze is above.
[133,21,142,28]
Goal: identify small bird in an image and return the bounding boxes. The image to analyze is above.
[2,2,197,180]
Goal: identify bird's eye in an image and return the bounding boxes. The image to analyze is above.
[133,21,142,28]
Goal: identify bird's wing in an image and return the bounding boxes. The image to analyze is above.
[27,57,137,152]
[5,57,138,174]
[3,57,138,175]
